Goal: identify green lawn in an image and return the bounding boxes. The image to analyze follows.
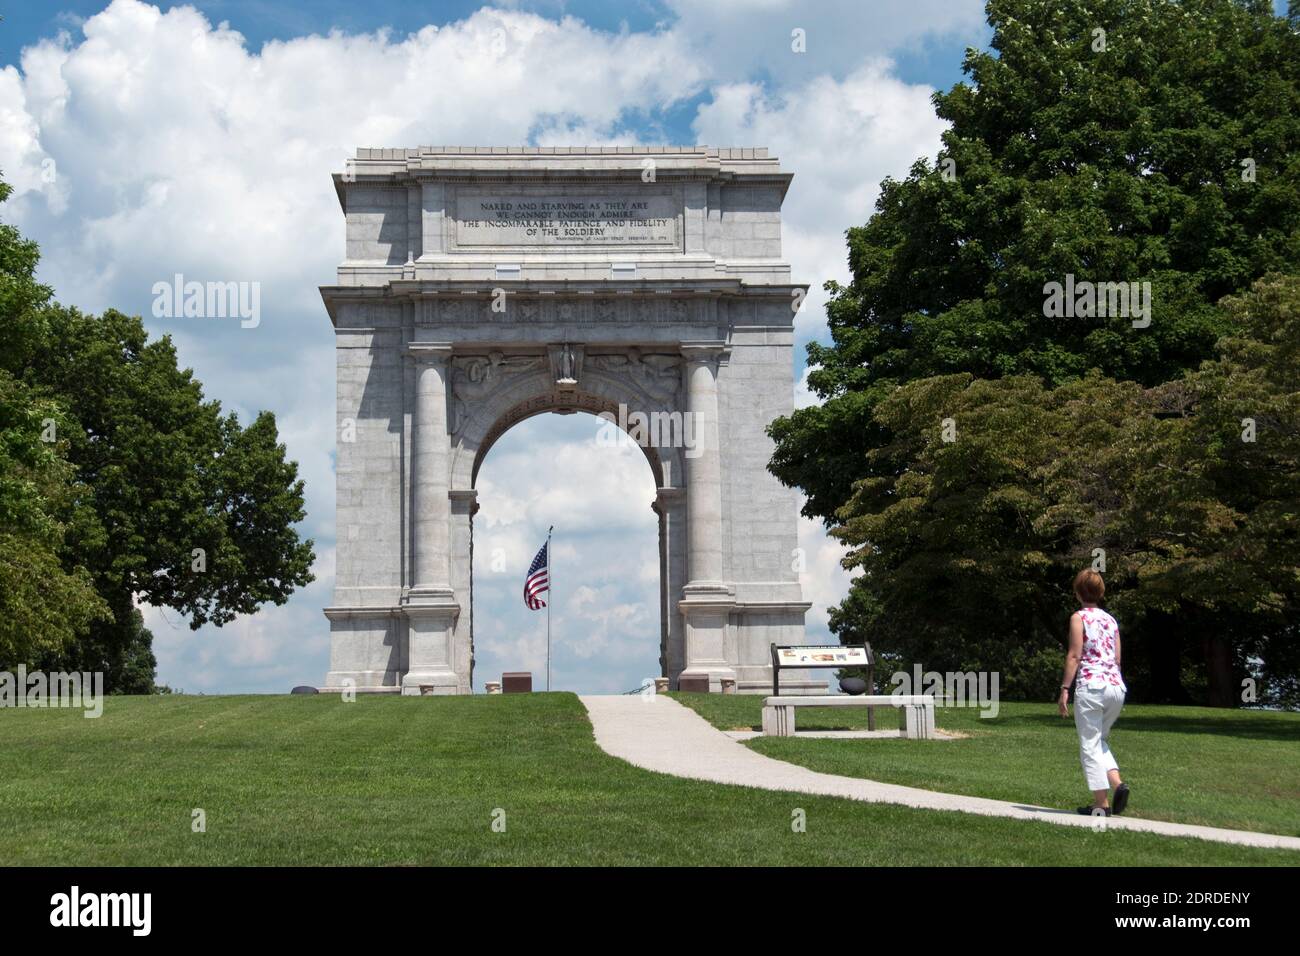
[673,695,1300,837]
[0,694,1294,865]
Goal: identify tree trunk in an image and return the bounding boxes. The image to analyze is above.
[1144,612,1189,704]
[1202,632,1237,708]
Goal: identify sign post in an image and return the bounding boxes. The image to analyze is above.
[770,643,876,729]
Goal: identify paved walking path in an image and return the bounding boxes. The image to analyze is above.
[580,695,1300,851]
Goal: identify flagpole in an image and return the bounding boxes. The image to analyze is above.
[546,525,553,692]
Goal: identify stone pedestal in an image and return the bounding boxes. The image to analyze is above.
[678,588,736,691]
[401,590,460,695]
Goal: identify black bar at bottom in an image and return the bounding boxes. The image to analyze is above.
[1,866,1290,941]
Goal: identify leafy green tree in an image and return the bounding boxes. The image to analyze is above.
[832,275,1299,706]
[0,177,315,691]
[1126,275,1300,707]
[832,371,1114,700]
[0,369,108,663]
[772,0,1300,521]
[15,306,318,692]
[770,0,1300,704]
[0,180,53,369]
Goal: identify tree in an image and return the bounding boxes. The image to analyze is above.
[1124,275,1300,707]
[831,275,1299,706]
[0,177,316,692]
[772,0,1300,522]
[0,369,108,663]
[832,371,1122,700]
[769,0,1300,704]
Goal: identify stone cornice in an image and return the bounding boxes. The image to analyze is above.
[319,282,805,328]
[322,282,804,293]
[333,145,793,208]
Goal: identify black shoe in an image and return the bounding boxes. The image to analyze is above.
[1077,806,1111,816]
[1112,783,1130,815]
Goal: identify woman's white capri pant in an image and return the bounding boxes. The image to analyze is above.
[1073,682,1125,790]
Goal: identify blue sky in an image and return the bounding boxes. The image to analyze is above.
[0,0,1001,693]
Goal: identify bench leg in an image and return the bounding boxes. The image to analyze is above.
[765,705,795,737]
[763,705,796,737]
[900,703,935,739]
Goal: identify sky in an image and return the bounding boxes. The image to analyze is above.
[0,0,996,694]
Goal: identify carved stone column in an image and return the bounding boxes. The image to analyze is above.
[678,341,735,690]
[402,342,460,695]
[681,343,726,586]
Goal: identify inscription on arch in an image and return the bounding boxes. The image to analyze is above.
[454,188,680,248]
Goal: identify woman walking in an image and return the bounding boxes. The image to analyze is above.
[1058,569,1131,816]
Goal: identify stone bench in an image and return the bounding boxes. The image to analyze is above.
[761,695,936,740]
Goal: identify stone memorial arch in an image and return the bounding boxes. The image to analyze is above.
[321,146,814,695]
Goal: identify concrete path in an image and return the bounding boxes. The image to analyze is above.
[580,695,1300,852]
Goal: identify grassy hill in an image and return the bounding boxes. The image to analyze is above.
[0,693,1294,866]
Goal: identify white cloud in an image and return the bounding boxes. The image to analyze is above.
[3,1,705,320]
[797,511,856,638]
[793,364,818,409]
[692,61,949,344]
[0,0,967,692]
[0,66,51,202]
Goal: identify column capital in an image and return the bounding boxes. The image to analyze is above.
[406,341,454,363]
[679,340,729,365]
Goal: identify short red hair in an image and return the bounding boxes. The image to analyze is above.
[1073,569,1105,603]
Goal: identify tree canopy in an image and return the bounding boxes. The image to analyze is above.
[773,0,1300,522]
[770,0,1300,707]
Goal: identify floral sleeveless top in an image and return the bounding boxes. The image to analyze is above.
[1077,607,1125,690]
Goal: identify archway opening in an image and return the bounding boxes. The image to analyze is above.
[470,409,662,694]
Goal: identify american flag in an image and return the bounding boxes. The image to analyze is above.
[524,541,549,610]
